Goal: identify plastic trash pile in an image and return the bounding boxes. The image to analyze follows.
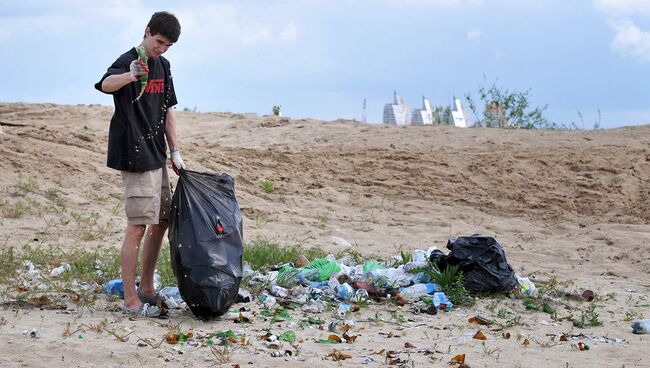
[242,246,455,316]
[101,246,458,316]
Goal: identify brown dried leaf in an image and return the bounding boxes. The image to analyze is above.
[404,342,416,348]
[473,330,487,340]
[522,338,530,346]
[450,354,465,364]
[502,332,511,339]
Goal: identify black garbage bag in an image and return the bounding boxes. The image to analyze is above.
[168,169,244,320]
[431,234,517,294]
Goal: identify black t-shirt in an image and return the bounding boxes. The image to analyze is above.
[95,48,178,172]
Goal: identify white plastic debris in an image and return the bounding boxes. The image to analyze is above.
[49,263,71,277]
[330,236,351,247]
[516,276,538,298]
[160,286,187,309]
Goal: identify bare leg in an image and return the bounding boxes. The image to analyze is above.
[122,224,146,310]
[139,219,169,298]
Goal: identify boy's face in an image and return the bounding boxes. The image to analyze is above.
[144,27,174,58]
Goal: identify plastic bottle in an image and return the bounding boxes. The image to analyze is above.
[399,283,438,301]
[432,291,453,311]
[302,299,325,313]
[354,288,369,302]
[327,277,341,292]
[297,268,320,283]
[270,285,288,298]
[631,319,650,334]
[516,276,538,298]
[160,286,186,309]
[103,279,124,298]
[336,303,351,316]
[335,283,354,300]
[260,293,277,308]
[307,287,324,300]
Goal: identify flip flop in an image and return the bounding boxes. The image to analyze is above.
[137,288,162,306]
[122,303,161,317]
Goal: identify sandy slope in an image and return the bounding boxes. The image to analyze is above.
[0,103,649,367]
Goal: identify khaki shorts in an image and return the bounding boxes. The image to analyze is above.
[121,168,172,225]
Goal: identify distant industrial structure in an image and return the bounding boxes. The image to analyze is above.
[362,98,367,123]
[382,91,410,125]
[451,98,474,128]
[411,96,433,125]
[381,91,475,128]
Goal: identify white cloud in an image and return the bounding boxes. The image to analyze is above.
[611,19,650,62]
[175,4,298,49]
[466,28,481,42]
[594,0,650,63]
[494,48,505,60]
[594,0,650,15]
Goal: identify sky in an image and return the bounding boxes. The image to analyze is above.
[1,0,649,128]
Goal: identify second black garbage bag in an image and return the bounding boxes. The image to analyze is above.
[431,234,518,294]
[169,169,244,320]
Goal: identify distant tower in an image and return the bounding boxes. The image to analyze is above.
[411,96,433,125]
[362,98,367,123]
[383,90,409,125]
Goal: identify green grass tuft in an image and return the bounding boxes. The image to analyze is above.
[243,239,326,271]
[259,180,274,194]
[426,263,474,306]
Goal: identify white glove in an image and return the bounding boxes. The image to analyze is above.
[129,59,149,81]
[171,150,185,170]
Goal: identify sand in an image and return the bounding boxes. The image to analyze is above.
[0,103,648,367]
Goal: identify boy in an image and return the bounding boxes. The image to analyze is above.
[95,11,184,316]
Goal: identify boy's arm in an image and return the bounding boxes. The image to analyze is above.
[101,60,148,93]
[166,108,185,173]
[165,107,179,152]
[101,72,135,93]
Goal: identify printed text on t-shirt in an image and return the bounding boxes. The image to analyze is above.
[145,79,165,94]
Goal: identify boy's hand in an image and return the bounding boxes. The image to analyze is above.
[129,59,149,81]
[171,150,185,175]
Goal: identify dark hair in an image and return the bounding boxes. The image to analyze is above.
[146,11,181,43]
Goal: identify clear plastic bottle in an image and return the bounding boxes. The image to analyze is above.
[260,293,277,308]
[269,285,288,298]
[631,319,650,334]
[432,291,453,311]
[399,283,438,301]
[354,288,369,302]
